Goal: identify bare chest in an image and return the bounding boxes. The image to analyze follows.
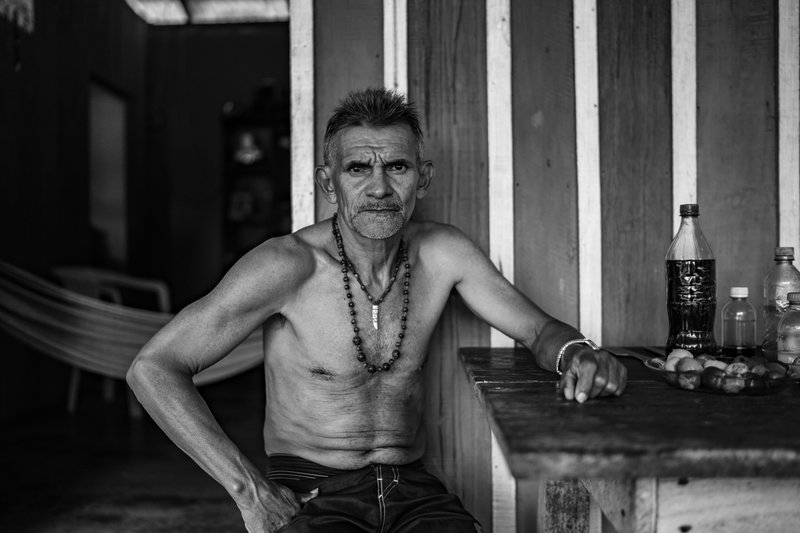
[269,262,449,378]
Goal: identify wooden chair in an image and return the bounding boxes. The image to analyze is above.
[51,266,171,418]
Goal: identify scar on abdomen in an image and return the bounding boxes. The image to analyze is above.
[310,366,335,380]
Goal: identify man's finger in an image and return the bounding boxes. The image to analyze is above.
[613,364,628,395]
[297,488,319,504]
[573,367,595,403]
[560,371,577,401]
[588,357,610,398]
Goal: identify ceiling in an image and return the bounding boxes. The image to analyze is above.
[125,0,289,25]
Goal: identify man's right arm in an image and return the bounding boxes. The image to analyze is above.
[126,237,312,532]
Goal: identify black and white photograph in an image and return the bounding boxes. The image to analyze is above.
[1,1,799,532]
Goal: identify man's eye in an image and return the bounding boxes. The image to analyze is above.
[389,164,408,173]
[348,165,368,175]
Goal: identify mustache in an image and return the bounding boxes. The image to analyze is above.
[356,201,403,211]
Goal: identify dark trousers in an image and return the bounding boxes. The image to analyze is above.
[267,455,482,533]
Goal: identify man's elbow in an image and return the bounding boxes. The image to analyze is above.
[126,353,164,393]
[126,351,194,391]
[126,356,147,391]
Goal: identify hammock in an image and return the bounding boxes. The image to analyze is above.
[0,260,263,385]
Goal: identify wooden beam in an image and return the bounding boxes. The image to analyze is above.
[671,0,697,233]
[574,0,603,342]
[491,430,517,532]
[290,0,315,231]
[383,0,408,94]
[779,0,800,252]
[487,0,514,348]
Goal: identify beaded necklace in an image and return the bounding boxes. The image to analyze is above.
[331,213,410,373]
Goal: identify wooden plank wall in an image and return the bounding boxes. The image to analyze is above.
[293,0,797,529]
[597,0,672,345]
[313,0,383,222]
[406,0,493,522]
[697,0,777,340]
[512,0,579,328]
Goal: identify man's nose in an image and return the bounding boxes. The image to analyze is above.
[367,167,392,197]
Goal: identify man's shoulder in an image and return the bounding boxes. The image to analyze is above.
[407,219,467,243]
[227,230,321,289]
[408,219,477,253]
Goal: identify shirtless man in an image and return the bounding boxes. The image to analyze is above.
[127,87,627,533]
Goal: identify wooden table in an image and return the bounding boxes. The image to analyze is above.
[459,347,800,533]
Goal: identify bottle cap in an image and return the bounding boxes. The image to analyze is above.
[789,292,800,304]
[679,204,699,216]
[730,287,748,298]
[775,246,795,261]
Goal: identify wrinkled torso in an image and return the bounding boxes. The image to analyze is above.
[261,234,451,469]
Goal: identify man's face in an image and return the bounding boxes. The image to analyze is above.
[318,124,432,240]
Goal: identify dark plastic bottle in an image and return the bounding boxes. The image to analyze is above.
[665,203,717,356]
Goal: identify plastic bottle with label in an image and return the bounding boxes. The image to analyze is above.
[762,247,800,361]
[721,287,757,358]
[777,292,800,364]
[665,203,717,356]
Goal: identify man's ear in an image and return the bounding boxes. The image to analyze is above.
[416,160,434,199]
[315,166,337,204]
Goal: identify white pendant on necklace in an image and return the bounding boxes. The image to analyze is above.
[372,304,379,330]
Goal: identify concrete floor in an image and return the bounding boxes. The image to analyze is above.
[0,368,267,532]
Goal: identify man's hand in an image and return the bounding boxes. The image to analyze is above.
[238,480,318,533]
[558,347,627,403]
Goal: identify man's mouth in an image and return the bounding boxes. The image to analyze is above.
[360,207,400,212]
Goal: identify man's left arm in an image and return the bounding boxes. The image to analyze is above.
[436,225,626,402]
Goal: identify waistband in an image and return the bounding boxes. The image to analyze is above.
[265,453,352,484]
[265,453,424,492]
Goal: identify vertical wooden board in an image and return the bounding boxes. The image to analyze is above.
[452,351,493,530]
[291,0,316,233]
[406,0,491,518]
[582,478,635,533]
[511,0,579,326]
[671,0,698,215]
[597,0,672,345]
[313,0,384,221]
[574,0,604,342]
[696,0,777,340]
[778,0,800,253]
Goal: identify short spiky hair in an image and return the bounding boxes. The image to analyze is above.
[323,87,424,166]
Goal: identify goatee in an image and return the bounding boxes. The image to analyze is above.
[352,209,405,239]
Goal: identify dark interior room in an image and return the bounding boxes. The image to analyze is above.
[2,1,289,531]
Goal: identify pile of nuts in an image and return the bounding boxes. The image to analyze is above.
[656,349,800,393]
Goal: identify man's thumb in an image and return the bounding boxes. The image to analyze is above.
[298,488,319,504]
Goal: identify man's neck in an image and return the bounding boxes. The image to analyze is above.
[334,217,405,290]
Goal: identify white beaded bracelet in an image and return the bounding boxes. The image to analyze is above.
[555,338,601,375]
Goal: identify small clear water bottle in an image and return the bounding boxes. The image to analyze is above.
[777,292,800,364]
[721,287,757,357]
